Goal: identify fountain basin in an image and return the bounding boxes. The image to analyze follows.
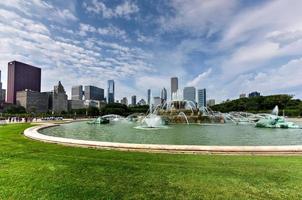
[23,122,302,155]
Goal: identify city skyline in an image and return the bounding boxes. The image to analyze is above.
[0,1,301,102]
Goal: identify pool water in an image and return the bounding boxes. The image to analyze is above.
[39,121,302,146]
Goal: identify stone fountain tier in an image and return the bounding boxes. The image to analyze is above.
[157,109,224,124]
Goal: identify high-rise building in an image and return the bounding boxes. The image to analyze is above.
[249,91,260,98]
[107,80,115,103]
[52,81,68,114]
[171,77,178,99]
[207,99,215,107]
[7,61,41,104]
[147,89,151,105]
[161,88,167,103]
[72,85,83,100]
[84,85,104,101]
[131,95,136,106]
[198,89,207,108]
[183,86,196,102]
[0,70,5,102]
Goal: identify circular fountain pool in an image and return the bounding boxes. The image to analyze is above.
[38,121,302,146]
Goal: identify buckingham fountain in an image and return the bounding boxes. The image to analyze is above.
[136,90,224,129]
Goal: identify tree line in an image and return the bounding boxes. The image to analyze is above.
[211,95,302,117]
[1,103,149,118]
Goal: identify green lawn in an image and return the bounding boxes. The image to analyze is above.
[1,124,302,199]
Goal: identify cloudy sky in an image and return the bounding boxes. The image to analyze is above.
[0,0,302,102]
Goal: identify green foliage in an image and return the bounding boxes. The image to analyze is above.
[100,103,129,116]
[212,95,302,116]
[100,103,148,116]
[128,105,149,113]
[3,105,26,114]
[87,106,99,116]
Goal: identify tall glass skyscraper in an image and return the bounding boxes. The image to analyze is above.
[170,77,178,100]
[161,88,167,103]
[183,86,196,102]
[107,80,115,104]
[198,89,207,108]
[147,89,151,105]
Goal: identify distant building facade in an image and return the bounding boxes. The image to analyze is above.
[240,93,246,98]
[84,100,106,109]
[137,99,146,105]
[72,85,83,100]
[207,99,215,107]
[249,91,260,98]
[153,96,161,107]
[131,95,136,106]
[161,88,167,103]
[198,89,207,108]
[121,97,128,105]
[171,77,178,99]
[107,80,115,103]
[68,100,85,110]
[84,85,104,101]
[52,81,68,114]
[16,90,49,113]
[183,86,196,102]
[7,61,41,104]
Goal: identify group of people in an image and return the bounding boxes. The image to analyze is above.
[7,117,38,123]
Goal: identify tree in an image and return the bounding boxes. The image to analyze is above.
[3,105,26,114]
[87,106,99,116]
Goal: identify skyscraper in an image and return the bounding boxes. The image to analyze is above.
[161,88,167,103]
[84,85,104,101]
[0,70,5,102]
[171,77,178,99]
[72,85,83,100]
[52,81,68,114]
[107,80,115,104]
[131,95,136,106]
[198,89,207,108]
[147,89,151,105]
[183,86,196,102]
[7,61,41,104]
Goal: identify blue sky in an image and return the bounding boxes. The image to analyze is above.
[0,0,302,102]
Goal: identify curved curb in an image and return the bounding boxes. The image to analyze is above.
[24,123,302,155]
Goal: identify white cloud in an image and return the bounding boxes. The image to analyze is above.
[0,0,77,23]
[78,23,127,39]
[187,68,212,87]
[160,0,238,37]
[0,8,153,99]
[83,0,139,19]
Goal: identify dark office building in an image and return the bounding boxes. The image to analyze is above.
[84,85,105,101]
[7,61,41,104]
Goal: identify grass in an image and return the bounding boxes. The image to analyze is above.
[1,124,302,199]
